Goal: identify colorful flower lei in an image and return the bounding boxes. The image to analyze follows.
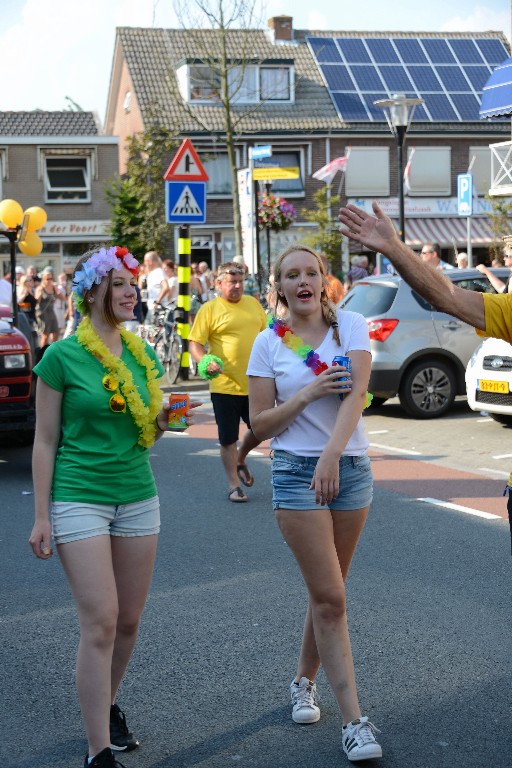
[72,246,139,313]
[267,315,372,408]
[76,316,162,447]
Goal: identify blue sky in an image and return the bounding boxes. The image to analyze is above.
[0,0,509,123]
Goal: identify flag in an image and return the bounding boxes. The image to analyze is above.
[403,147,415,195]
[312,155,349,184]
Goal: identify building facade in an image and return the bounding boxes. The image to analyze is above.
[0,111,118,276]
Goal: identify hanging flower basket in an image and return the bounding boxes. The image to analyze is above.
[257,193,296,232]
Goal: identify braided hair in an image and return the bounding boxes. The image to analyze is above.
[272,244,341,345]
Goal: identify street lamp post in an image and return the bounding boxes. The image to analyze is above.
[374,93,424,243]
[0,199,47,327]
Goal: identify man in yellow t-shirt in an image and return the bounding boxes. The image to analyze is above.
[189,262,267,503]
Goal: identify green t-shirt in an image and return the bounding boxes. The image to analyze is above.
[34,334,164,504]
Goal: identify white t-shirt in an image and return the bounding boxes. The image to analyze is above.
[0,279,12,307]
[146,267,165,309]
[247,310,370,456]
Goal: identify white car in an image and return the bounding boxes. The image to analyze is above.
[465,336,512,425]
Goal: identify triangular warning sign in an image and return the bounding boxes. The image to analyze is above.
[164,138,209,181]
[171,185,203,216]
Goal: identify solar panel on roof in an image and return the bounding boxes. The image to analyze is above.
[407,66,443,92]
[448,39,484,64]
[336,38,371,64]
[476,39,510,66]
[366,39,400,64]
[321,65,356,91]
[422,39,456,64]
[379,65,414,92]
[332,92,369,120]
[394,39,428,64]
[435,65,472,91]
[308,37,342,63]
[450,93,481,120]
[306,33,509,123]
[423,93,458,120]
[351,65,385,91]
[464,66,492,91]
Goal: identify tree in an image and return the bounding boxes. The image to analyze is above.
[298,186,344,270]
[485,194,512,261]
[106,122,180,258]
[172,0,269,256]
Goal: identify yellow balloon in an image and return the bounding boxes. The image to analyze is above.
[0,199,23,228]
[24,206,47,232]
[18,232,43,257]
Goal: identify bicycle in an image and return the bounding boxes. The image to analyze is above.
[138,305,183,384]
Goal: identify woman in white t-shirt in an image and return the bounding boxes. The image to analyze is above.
[247,245,382,763]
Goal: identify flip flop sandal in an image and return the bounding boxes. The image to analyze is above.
[237,464,254,487]
[228,486,248,503]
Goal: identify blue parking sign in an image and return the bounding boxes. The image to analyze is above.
[457,173,473,217]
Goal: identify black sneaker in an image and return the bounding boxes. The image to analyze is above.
[83,747,126,768]
[109,704,139,752]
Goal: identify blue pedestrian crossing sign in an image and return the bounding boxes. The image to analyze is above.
[165,181,206,224]
[457,173,473,217]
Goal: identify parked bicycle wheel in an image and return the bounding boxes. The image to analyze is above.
[167,332,183,384]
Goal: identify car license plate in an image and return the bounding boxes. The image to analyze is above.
[479,379,510,394]
[0,385,8,397]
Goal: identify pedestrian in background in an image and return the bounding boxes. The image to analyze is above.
[247,244,382,763]
[343,255,369,292]
[35,267,60,347]
[29,244,198,768]
[189,261,267,503]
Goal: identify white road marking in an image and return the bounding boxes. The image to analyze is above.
[476,417,493,422]
[369,442,422,455]
[418,497,501,520]
[492,453,512,459]
[368,430,389,435]
[478,467,510,477]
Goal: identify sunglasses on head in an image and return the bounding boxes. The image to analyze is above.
[220,268,245,276]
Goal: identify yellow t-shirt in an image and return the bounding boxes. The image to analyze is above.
[476,292,512,343]
[189,295,267,394]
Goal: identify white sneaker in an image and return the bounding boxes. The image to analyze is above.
[290,677,320,724]
[342,716,382,761]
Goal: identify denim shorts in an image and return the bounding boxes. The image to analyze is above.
[51,495,160,545]
[271,451,373,511]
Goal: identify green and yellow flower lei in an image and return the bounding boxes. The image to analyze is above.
[76,317,162,447]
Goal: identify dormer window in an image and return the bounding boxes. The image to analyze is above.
[178,60,294,104]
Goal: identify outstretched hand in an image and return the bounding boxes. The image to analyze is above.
[339,202,400,253]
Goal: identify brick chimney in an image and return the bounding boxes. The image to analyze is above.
[267,16,293,43]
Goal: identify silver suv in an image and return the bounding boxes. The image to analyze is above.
[339,268,509,418]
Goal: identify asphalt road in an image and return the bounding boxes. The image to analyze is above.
[0,396,510,768]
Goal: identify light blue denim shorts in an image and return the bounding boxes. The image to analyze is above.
[271,450,373,511]
[51,495,160,545]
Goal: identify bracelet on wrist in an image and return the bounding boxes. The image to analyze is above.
[198,354,224,380]
[155,415,166,432]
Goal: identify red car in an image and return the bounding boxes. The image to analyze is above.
[0,304,36,438]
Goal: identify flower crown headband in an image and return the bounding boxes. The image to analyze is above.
[72,246,139,313]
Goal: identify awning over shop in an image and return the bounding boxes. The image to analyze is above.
[480,57,512,119]
[401,217,496,249]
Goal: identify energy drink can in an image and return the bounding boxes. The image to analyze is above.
[168,392,190,431]
[332,355,352,399]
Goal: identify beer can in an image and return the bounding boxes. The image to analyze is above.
[168,392,190,431]
[332,355,352,398]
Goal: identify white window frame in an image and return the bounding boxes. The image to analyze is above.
[0,148,7,200]
[469,146,492,196]
[180,62,294,104]
[43,155,91,204]
[344,147,390,197]
[406,146,451,197]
